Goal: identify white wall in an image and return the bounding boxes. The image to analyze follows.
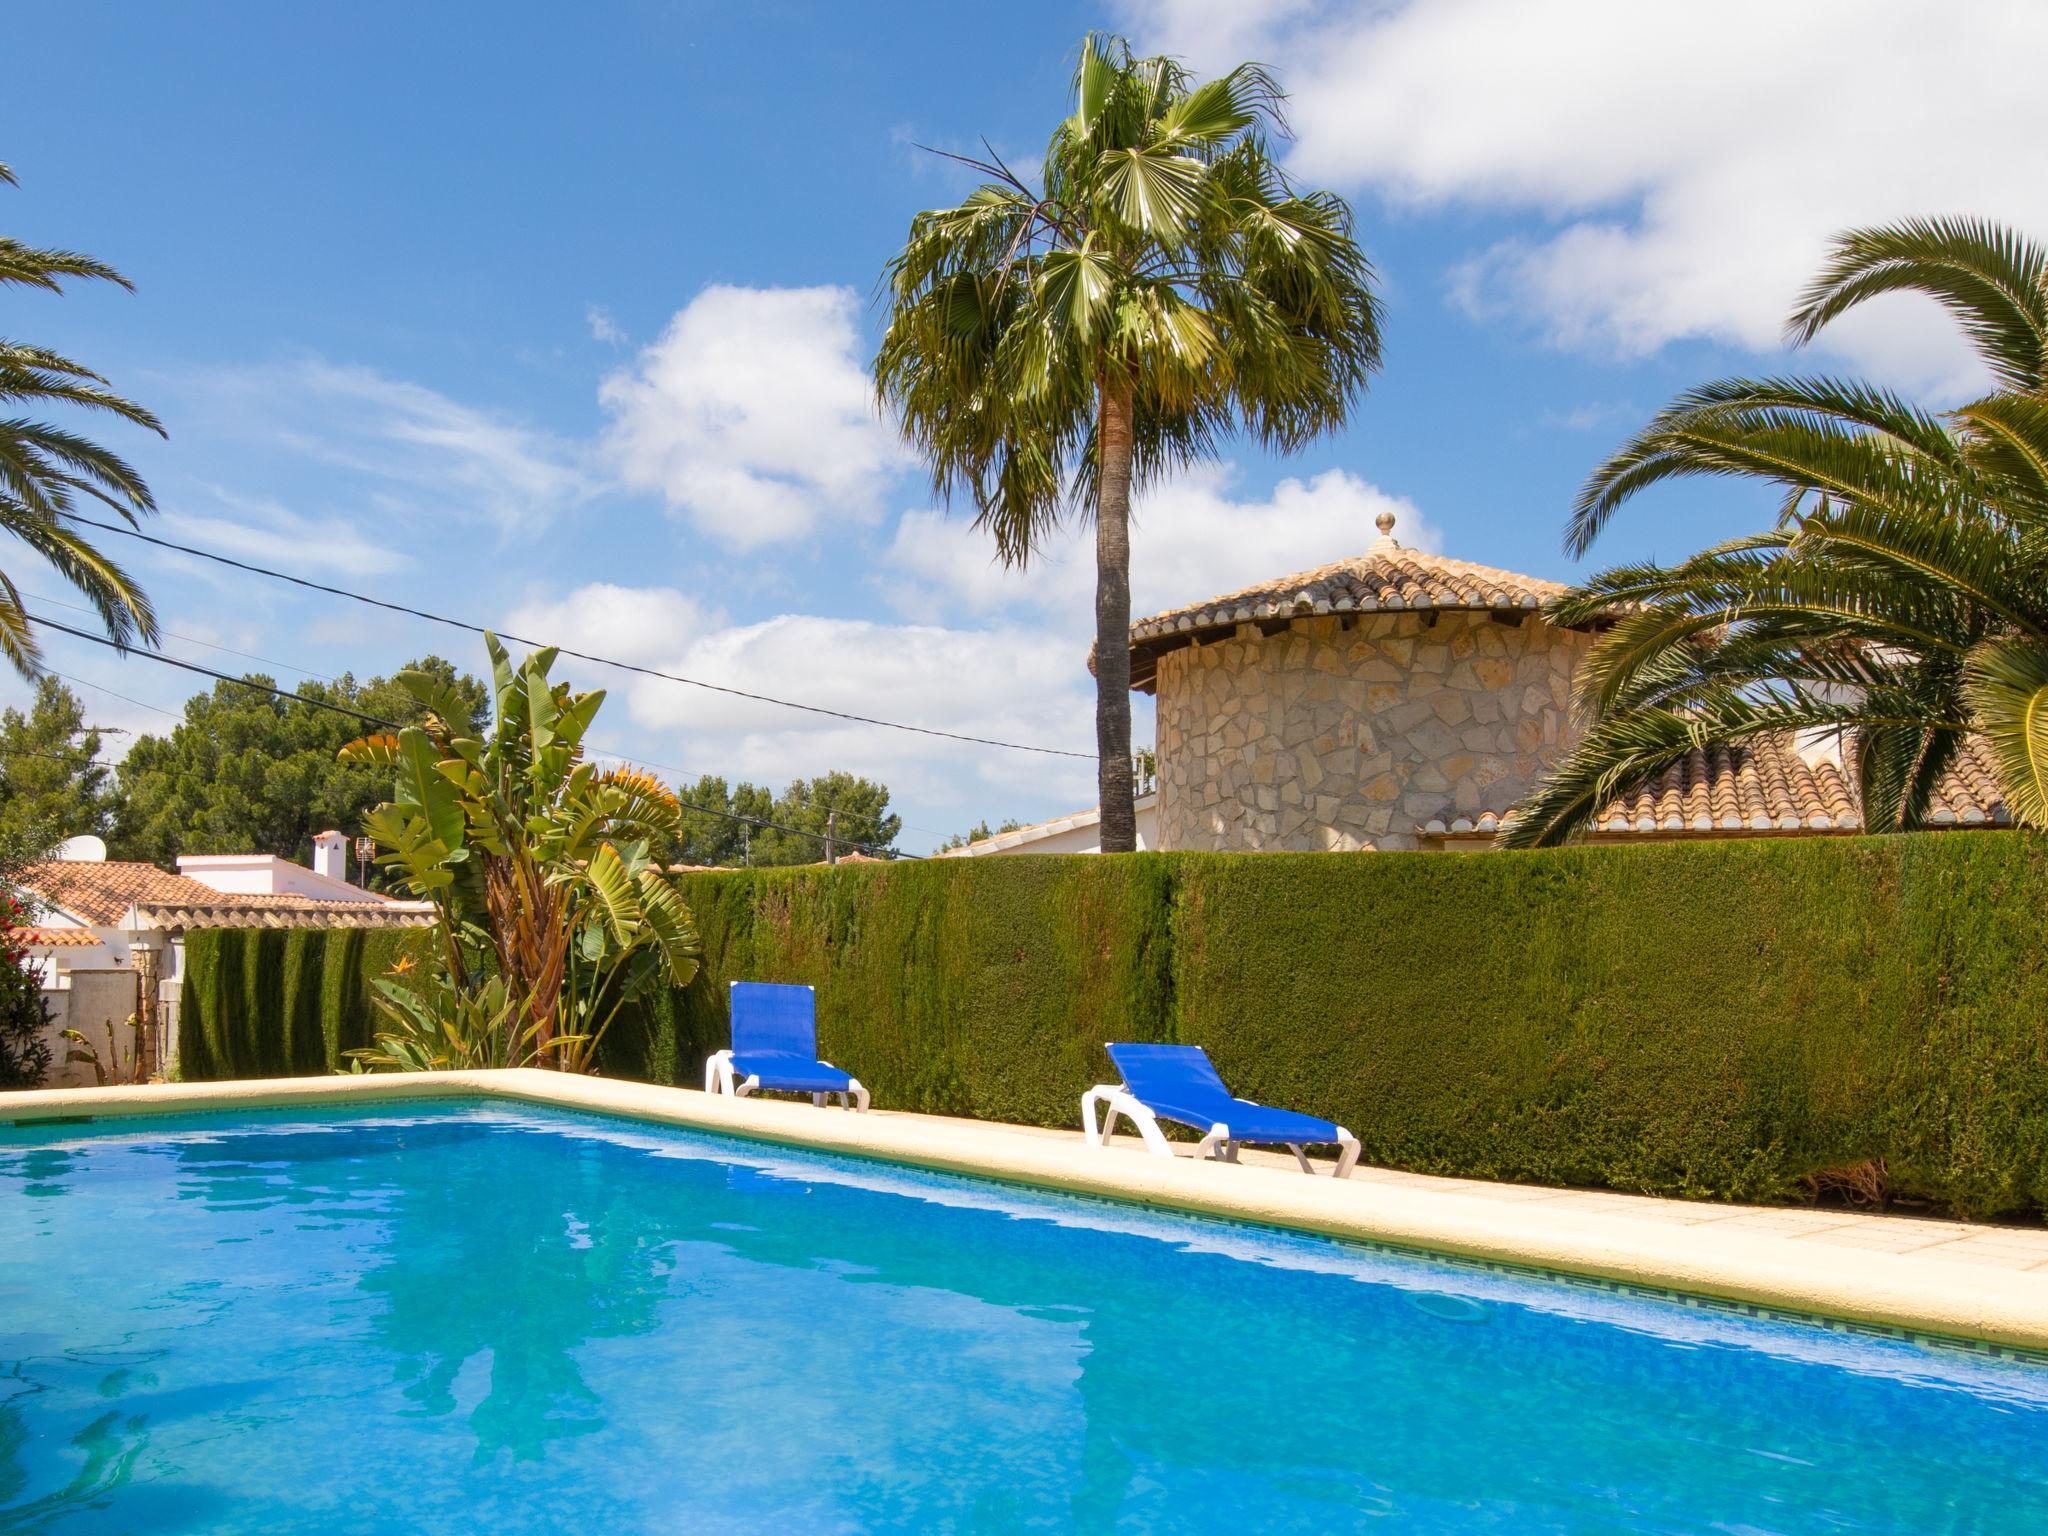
[944,795,1158,857]
[176,853,379,903]
[34,969,142,1089]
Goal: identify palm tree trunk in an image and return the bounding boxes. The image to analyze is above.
[1095,377,1138,852]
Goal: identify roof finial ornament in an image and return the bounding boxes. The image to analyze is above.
[1374,509,1399,547]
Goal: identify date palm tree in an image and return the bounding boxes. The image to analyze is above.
[874,34,1383,849]
[1,162,160,677]
[1505,218,2048,846]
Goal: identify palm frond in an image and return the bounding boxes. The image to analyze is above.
[1787,217,2048,391]
[1963,634,2048,826]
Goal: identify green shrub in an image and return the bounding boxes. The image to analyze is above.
[0,898,52,1088]
[178,834,2048,1218]
[179,927,433,1081]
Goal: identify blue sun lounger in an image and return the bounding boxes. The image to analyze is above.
[704,981,869,1111]
[1082,1043,1359,1177]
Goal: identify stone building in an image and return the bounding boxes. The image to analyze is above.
[951,514,2011,859]
[1129,513,1596,851]
[1117,512,2010,854]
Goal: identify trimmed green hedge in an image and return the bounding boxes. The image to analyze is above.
[180,833,2048,1217]
[179,927,434,1080]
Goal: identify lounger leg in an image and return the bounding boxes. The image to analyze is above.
[734,1074,760,1098]
[1080,1085,1115,1146]
[1084,1088,1177,1157]
[1285,1142,1313,1174]
[847,1078,870,1112]
[704,1050,736,1096]
[1196,1124,1236,1163]
[1333,1128,1361,1179]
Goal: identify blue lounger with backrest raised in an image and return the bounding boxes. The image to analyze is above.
[703,981,869,1110]
[1081,1043,1359,1176]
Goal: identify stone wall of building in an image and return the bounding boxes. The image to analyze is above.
[1152,611,1593,852]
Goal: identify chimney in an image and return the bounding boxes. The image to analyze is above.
[312,830,348,882]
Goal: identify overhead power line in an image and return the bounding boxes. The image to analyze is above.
[20,609,913,860]
[65,514,1092,760]
[27,614,396,726]
[24,588,940,850]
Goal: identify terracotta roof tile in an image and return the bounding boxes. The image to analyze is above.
[1591,739,1865,835]
[16,861,246,924]
[131,900,436,933]
[1426,734,2010,840]
[1919,736,2011,827]
[13,861,408,927]
[13,927,103,947]
[1121,524,1583,689]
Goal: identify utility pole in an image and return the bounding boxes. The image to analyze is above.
[825,808,839,865]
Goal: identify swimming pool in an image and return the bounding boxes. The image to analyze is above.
[4,1100,2044,1533]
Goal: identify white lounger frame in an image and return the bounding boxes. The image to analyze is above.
[704,1050,870,1111]
[1080,1083,1360,1178]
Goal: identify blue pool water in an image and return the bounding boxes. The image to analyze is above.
[2,1103,2045,1534]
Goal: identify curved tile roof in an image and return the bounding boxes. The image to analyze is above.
[14,860,419,928]
[14,927,104,948]
[1123,516,1582,689]
[1591,739,1863,835]
[1422,734,2010,840]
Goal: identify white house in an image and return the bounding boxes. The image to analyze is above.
[13,832,433,1085]
[936,793,1159,857]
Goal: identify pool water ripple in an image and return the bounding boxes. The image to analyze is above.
[1,1100,2043,1534]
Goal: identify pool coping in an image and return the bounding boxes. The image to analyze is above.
[9,1069,2048,1355]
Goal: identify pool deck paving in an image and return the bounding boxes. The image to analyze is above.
[7,1069,2047,1355]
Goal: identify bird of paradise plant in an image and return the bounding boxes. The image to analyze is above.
[340,635,700,1072]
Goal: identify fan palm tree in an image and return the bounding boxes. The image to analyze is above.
[0,162,161,677]
[1504,218,2048,847]
[874,34,1383,849]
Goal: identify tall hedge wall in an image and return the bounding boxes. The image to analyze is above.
[179,927,435,1080]
[180,833,2048,1217]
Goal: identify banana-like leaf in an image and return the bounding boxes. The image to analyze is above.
[361,805,458,892]
[338,732,405,767]
[581,841,644,946]
[485,631,515,721]
[556,687,605,750]
[393,668,473,726]
[526,665,559,757]
[394,728,466,854]
[1964,634,2048,825]
[636,868,703,986]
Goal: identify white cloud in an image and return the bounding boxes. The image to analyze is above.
[598,284,910,550]
[1126,0,2048,394]
[184,358,591,535]
[505,582,718,669]
[585,304,627,347]
[163,489,406,579]
[879,463,1436,622]
[501,583,1102,822]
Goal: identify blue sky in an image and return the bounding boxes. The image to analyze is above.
[5,1,2036,851]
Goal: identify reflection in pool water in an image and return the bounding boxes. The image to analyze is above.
[2,1102,2044,1534]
